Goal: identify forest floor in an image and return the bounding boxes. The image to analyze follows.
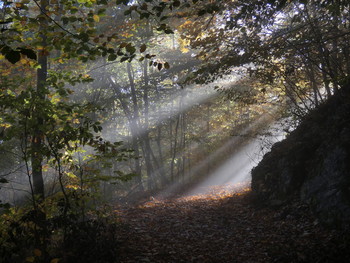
[114,183,349,263]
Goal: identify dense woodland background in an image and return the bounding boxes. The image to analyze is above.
[1,0,350,262]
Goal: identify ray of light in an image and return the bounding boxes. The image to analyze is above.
[185,138,261,196]
[153,108,285,199]
[106,77,237,142]
[137,85,219,138]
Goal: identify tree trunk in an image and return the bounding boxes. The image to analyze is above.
[141,60,156,190]
[206,103,211,176]
[31,0,48,199]
[181,111,186,182]
[170,115,180,182]
[154,86,167,186]
[109,78,144,191]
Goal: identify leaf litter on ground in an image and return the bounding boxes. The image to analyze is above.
[114,182,350,263]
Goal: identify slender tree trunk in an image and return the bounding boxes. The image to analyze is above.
[156,125,167,186]
[171,115,180,182]
[306,63,321,106]
[321,64,332,97]
[131,129,143,190]
[177,89,186,182]
[206,102,211,176]
[169,100,174,181]
[154,86,167,186]
[181,112,186,182]
[127,62,148,191]
[142,60,156,190]
[109,78,144,191]
[32,0,48,199]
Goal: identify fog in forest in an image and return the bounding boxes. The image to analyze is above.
[3,1,349,262]
[0,0,317,209]
[0,70,286,206]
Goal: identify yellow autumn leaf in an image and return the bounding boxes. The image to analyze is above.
[20,58,29,65]
[66,184,79,190]
[34,249,42,257]
[51,258,60,263]
[93,14,100,22]
[26,256,35,262]
[0,123,12,128]
[65,172,77,178]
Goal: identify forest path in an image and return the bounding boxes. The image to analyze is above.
[115,184,342,263]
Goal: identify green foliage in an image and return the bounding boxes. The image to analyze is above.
[0,201,120,263]
[0,0,177,68]
[176,0,350,117]
[0,0,159,260]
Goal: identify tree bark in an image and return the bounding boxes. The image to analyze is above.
[141,60,156,190]
[31,0,48,199]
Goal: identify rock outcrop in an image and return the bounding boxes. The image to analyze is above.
[251,87,350,228]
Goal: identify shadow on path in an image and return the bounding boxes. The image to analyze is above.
[115,184,349,263]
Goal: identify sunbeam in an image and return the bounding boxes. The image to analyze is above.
[151,108,284,200]
[185,138,261,196]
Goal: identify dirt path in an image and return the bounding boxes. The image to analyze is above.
[115,185,348,263]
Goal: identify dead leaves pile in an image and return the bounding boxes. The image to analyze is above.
[115,184,350,263]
